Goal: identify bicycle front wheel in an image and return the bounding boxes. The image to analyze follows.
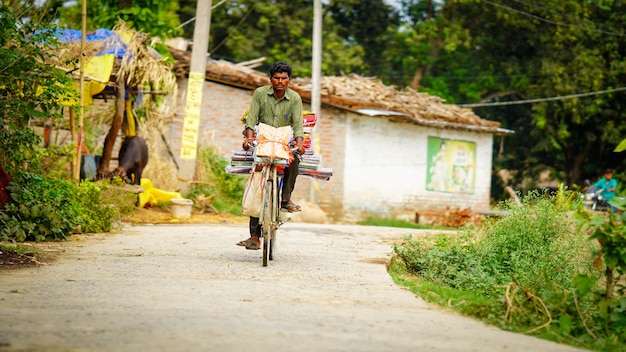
[261,179,274,267]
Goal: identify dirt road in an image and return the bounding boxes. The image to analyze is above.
[0,223,584,351]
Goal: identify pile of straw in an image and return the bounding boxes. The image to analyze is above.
[113,21,176,92]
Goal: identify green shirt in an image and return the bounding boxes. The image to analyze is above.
[245,85,304,138]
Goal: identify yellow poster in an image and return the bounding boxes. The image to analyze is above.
[426,137,476,193]
[180,72,205,160]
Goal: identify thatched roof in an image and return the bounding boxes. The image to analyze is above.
[291,75,502,129]
[170,48,269,89]
[169,47,510,133]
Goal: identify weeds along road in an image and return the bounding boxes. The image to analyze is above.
[0,223,584,352]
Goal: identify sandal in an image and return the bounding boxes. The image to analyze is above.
[281,201,302,213]
[236,238,260,250]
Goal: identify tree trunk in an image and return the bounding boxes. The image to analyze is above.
[410,10,441,91]
[98,78,125,173]
[409,69,423,90]
[118,0,132,10]
[566,139,593,185]
[605,266,614,302]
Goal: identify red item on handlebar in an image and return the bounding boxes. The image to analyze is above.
[303,113,317,127]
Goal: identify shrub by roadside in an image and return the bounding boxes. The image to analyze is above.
[0,173,136,242]
[392,190,624,351]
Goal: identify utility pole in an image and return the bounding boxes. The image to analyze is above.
[177,0,213,194]
[312,0,322,116]
[310,0,323,203]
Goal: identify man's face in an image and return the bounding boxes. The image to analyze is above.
[606,172,613,180]
[271,72,290,93]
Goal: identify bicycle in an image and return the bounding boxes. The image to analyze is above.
[249,141,300,266]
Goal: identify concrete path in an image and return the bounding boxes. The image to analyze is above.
[0,223,585,351]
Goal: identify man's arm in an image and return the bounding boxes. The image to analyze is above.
[290,92,305,154]
[245,89,263,132]
[290,93,304,138]
[243,89,263,150]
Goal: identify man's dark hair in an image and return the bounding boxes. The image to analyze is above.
[269,61,292,78]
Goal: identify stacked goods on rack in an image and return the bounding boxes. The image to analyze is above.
[226,112,333,180]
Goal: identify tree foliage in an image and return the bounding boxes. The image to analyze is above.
[8,0,626,195]
[177,0,367,76]
[387,0,626,192]
[49,0,182,39]
[0,5,78,178]
[326,0,400,78]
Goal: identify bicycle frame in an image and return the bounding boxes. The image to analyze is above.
[249,141,299,267]
[258,161,276,266]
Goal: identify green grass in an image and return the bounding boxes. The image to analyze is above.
[387,256,593,348]
[357,216,455,230]
[0,243,38,256]
[388,256,507,324]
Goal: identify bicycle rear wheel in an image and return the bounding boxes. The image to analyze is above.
[261,179,274,266]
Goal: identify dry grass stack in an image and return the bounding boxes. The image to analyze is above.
[137,92,179,192]
[112,21,176,93]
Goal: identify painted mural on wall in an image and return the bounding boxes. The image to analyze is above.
[426,137,476,193]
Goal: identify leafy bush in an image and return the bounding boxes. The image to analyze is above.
[0,128,43,179]
[75,179,137,233]
[0,173,136,242]
[396,193,590,298]
[0,173,81,242]
[575,197,626,343]
[392,190,626,350]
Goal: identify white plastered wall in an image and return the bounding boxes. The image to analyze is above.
[342,114,494,221]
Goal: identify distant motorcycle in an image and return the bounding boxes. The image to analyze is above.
[583,185,609,211]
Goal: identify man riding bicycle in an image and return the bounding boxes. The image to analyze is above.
[237,61,305,250]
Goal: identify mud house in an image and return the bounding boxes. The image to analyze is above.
[168,48,513,223]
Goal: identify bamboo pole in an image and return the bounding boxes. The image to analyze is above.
[73,0,87,181]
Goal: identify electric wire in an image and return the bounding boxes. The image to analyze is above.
[176,0,228,29]
[458,86,626,108]
[482,0,626,37]
[509,0,622,33]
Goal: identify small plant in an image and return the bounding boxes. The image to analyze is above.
[191,146,246,215]
[76,179,137,233]
[576,196,626,338]
[0,244,38,256]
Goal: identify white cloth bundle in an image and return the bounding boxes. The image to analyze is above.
[255,123,292,160]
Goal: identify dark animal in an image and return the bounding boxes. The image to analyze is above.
[114,136,149,185]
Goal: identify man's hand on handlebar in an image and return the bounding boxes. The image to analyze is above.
[243,128,256,151]
[293,136,305,155]
[243,137,255,151]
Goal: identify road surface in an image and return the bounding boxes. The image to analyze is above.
[0,223,584,351]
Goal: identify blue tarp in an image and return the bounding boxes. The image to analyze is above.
[52,28,127,58]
